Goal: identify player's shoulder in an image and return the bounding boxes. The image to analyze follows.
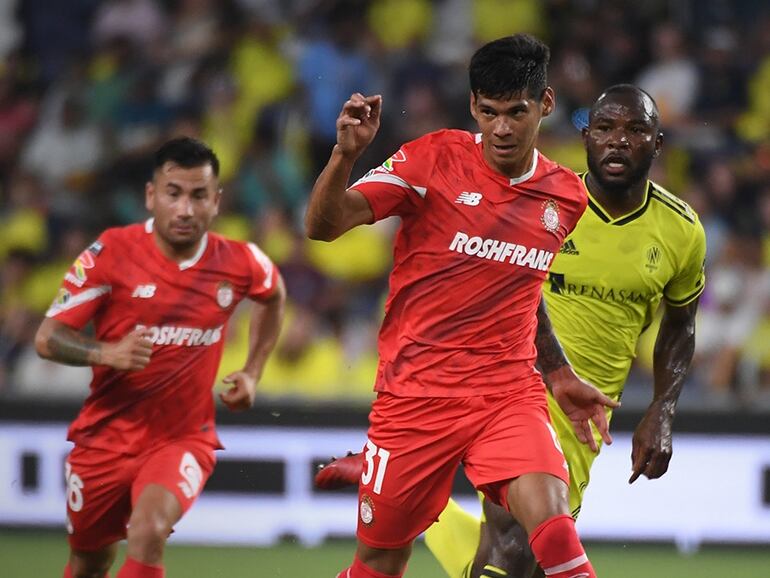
[205,230,249,258]
[94,222,148,253]
[535,153,587,203]
[647,181,700,227]
[208,232,273,267]
[405,128,475,152]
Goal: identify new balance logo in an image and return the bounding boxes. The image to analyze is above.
[132,284,156,298]
[559,239,579,255]
[455,191,483,206]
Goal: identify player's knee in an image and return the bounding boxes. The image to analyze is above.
[126,512,172,553]
[479,526,536,578]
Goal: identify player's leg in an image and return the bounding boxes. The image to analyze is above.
[429,392,609,578]
[117,483,182,577]
[116,437,216,578]
[505,471,595,578]
[66,545,119,578]
[468,409,603,578]
[465,391,596,578]
[64,447,135,578]
[335,394,478,578]
[424,497,482,578]
[470,498,535,578]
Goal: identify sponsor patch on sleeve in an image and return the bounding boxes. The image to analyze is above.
[87,240,104,256]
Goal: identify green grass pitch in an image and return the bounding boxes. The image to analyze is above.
[2,532,769,577]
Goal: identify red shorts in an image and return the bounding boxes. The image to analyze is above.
[357,389,569,549]
[64,436,217,551]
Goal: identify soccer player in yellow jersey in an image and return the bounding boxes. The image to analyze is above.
[315,84,706,578]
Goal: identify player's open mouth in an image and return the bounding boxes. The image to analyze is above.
[602,155,630,175]
[493,144,515,154]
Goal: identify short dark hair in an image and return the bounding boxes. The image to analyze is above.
[153,137,220,177]
[469,34,550,100]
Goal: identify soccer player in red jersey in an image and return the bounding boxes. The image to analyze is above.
[305,35,618,578]
[34,137,286,578]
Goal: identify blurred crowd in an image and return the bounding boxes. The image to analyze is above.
[1,0,769,410]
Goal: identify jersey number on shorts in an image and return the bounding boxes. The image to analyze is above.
[65,462,84,512]
[361,439,390,495]
[177,452,203,499]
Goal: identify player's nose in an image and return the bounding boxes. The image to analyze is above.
[177,197,195,217]
[493,118,513,137]
[608,129,630,148]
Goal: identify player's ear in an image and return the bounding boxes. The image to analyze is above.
[653,130,664,157]
[541,87,555,118]
[145,181,155,212]
[469,91,479,122]
[213,188,222,216]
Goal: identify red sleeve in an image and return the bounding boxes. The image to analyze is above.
[244,242,280,300]
[349,132,439,221]
[45,235,112,329]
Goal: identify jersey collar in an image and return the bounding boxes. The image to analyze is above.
[144,218,209,270]
[474,133,540,186]
[580,173,652,226]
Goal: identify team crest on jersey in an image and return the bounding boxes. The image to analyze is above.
[359,494,375,526]
[645,244,662,272]
[216,281,234,308]
[382,148,406,172]
[541,200,560,233]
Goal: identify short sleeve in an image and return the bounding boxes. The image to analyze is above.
[245,242,280,300]
[664,218,706,306]
[46,236,112,328]
[350,132,438,221]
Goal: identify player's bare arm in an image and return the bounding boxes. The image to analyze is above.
[535,300,619,452]
[219,275,286,411]
[629,298,698,484]
[304,93,380,241]
[35,318,152,370]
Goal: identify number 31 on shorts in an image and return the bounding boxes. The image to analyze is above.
[361,439,390,495]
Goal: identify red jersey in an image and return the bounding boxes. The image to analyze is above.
[46,219,279,454]
[352,129,587,397]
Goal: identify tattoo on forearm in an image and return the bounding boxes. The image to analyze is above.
[47,325,101,366]
[535,302,568,374]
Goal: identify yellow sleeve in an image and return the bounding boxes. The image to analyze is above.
[664,218,706,306]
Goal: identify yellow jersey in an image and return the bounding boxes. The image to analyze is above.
[543,175,706,399]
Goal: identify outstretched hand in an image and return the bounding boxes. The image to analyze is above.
[336,93,382,160]
[628,402,674,484]
[219,371,257,412]
[547,367,620,452]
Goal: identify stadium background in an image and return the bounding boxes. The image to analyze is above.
[1,0,769,576]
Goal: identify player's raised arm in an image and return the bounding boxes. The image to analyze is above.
[219,274,286,412]
[35,318,153,371]
[304,93,381,241]
[629,298,698,483]
[535,299,619,452]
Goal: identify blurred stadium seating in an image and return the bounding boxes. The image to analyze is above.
[1,0,769,410]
